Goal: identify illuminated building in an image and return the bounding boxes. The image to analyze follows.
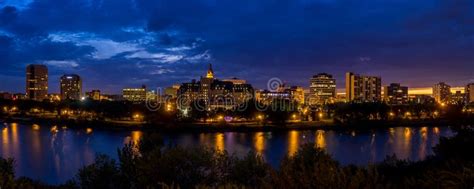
[255,90,291,105]
[466,83,474,103]
[384,83,408,105]
[432,82,451,103]
[122,85,147,102]
[85,90,101,100]
[345,72,382,102]
[26,64,48,101]
[47,93,61,101]
[164,85,181,98]
[309,73,336,105]
[288,86,305,105]
[222,77,247,85]
[334,93,347,103]
[409,95,435,104]
[450,91,465,104]
[255,86,304,105]
[178,64,254,110]
[147,90,158,102]
[100,94,123,101]
[60,74,82,100]
[12,93,26,100]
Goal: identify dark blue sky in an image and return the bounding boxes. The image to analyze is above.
[0,0,473,94]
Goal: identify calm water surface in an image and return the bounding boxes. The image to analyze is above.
[0,122,454,184]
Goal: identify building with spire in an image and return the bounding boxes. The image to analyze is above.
[178,64,254,111]
[206,63,214,79]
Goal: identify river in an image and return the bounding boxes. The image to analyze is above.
[0,122,454,184]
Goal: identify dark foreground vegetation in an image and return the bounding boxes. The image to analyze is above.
[1,99,473,129]
[1,127,474,189]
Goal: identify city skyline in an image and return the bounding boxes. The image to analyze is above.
[1,1,473,187]
[1,0,473,93]
[0,63,471,95]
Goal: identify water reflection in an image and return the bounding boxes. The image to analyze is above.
[130,131,142,144]
[418,127,428,159]
[2,126,9,154]
[0,123,454,185]
[215,133,225,152]
[254,132,266,154]
[288,130,299,156]
[315,130,326,149]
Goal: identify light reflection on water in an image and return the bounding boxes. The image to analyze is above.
[0,123,454,184]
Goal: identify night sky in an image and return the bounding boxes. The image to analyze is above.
[0,0,473,94]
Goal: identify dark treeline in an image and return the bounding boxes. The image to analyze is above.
[1,99,473,127]
[1,127,474,189]
[0,99,301,125]
[332,102,473,125]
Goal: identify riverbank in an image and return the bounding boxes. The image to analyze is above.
[1,115,472,133]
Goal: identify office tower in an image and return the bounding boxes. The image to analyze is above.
[123,85,147,102]
[466,83,474,103]
[345,72,382,102]
[384,83,408,105]
[26,64,48,101]
[433,82,451,103]
[309,73,336,105]
[60,74,82,100]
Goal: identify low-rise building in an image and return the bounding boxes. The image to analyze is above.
[123,85,147,102]
[384,83,408,105]
[255,85,304,105]
[409,95,435,104]
[164,85,181,99]
[0,92,12,100]
[86,90,101,100]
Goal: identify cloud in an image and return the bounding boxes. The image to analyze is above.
[126,51,184,63]
[166,45,193,52]
[86,39,141,59]
[49,32,142,59]
[43,60,79,68]
[150,68,175,75]
[185,50,212,63]
[0,0,33,10]
[0,0,473,93]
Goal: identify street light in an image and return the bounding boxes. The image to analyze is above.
[133,113,143,121]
